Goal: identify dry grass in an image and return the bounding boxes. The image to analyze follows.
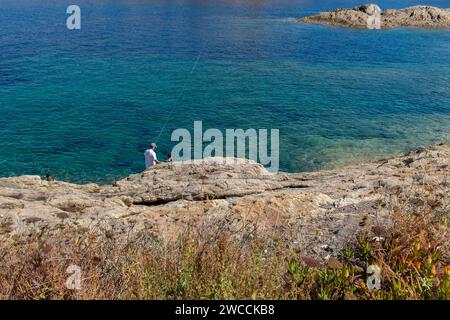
[0,187,448,300]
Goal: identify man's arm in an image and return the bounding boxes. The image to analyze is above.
[154,151,161,164]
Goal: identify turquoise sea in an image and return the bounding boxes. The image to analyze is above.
[1,0,449,183]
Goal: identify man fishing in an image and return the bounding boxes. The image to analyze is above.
[144,143,161,169]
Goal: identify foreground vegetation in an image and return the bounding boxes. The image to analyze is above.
[0,188,448,300]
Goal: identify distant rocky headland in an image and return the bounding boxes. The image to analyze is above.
[298,4,450,29]
[1,142,449,258]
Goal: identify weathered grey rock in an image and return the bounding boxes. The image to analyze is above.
[1,142,450,257]
[358,4,382,16]
[298,4,450,29]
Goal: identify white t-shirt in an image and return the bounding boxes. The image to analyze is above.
[144,149,158,169]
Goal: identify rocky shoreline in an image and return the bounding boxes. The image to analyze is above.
[1,141,449,258]
[298,4,450,29]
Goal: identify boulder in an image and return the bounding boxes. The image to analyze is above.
[356,4,382,16]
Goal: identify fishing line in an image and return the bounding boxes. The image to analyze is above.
[154,44,205,145]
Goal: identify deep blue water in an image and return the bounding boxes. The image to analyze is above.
[1,0,449,183]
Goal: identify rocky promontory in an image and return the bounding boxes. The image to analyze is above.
[298,4,450,29]
[1,142,449,258]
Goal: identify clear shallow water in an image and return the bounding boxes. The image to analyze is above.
[0,0,449,184]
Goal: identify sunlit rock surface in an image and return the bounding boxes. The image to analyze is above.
[298,5,450,29]
[1,142,449,257]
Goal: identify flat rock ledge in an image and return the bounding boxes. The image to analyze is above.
[298,4,450,29]
[1,143,450,258]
